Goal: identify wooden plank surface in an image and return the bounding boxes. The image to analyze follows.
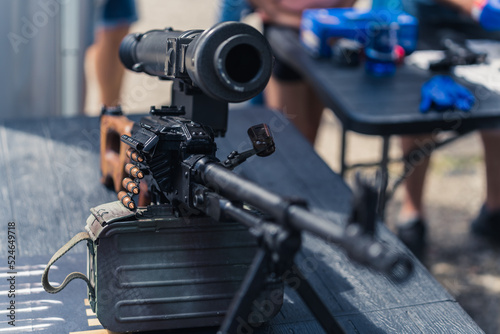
[0,117,115,256]
[0,109,483,333]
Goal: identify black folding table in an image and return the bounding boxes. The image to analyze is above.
[267,26,500,215]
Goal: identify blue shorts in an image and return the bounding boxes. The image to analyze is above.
[96,0,138,29]
[219,0,252,22]
[84,0,138,47]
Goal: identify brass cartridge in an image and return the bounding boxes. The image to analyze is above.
[122,178,140,195]
[125,163,144,179]
[118,191,136,210]
[126,148,144,162]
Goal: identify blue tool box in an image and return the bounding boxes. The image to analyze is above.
[300,8,419,58]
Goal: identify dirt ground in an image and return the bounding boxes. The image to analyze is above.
[84,1,500,332]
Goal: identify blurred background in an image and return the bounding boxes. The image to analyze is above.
[85,0,222,116]
[1,0,499,332]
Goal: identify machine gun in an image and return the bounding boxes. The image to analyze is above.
[44,22,413,334]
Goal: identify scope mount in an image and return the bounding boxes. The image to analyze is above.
[170,79,229,137]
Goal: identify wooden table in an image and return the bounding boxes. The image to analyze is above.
[0,107,482,333]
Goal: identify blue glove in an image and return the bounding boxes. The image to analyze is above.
[473,0,500,31]
[419,75,475,113]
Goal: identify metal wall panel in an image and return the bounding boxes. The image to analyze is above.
[0,0,93,119]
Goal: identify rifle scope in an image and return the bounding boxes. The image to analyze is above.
[119,22,273,103]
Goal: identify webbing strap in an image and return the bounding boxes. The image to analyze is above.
[41,232,95,296]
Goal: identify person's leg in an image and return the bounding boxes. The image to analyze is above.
[400,134,433,220]
[306,83,325,143]
[471,129,500,239]
[92,0,138,107]
[480,129,500,211]
[93,26,130,107]
[264,76,280,109]
[264,48,324,144]
[398,134,434,258]
[265,76,324,144]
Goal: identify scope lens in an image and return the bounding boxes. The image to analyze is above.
[225,43,261,84]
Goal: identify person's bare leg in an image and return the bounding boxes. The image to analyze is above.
[306,83,325,143]
[264,76,281,112]
[400,134,433,220]
[480,129,500,211]
[265,77,323,144]
[398,134,434,258]
[470,129,500,239]
[93,26,130,107]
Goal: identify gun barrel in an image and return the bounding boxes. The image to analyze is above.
[200,162,413,281]
[119,22,273,103]
[287,206,413,282]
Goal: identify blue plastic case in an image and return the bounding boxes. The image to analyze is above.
[300,8,419,58]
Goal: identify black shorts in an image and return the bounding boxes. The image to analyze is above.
[264,24,303,82]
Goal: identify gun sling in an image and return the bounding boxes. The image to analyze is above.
[41,231,94,296]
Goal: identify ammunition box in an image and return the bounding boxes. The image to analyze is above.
[84,201,283,332]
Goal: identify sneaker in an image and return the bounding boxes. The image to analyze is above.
[397,217,427,260]
[471,204,500,242]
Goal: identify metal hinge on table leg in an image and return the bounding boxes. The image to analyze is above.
[338,130,473,220]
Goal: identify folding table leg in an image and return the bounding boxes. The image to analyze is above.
[377,136,391,219]
[340,127,347,178]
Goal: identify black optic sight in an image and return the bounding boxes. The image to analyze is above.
[119,22,273,103]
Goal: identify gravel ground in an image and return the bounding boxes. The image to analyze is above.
[84,1,500,332]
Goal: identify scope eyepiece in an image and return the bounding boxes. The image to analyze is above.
[119,22,273,103]
[185,22,273,102]
[119,33,141,71]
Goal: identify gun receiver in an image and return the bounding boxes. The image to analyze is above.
[99,22,413,333]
